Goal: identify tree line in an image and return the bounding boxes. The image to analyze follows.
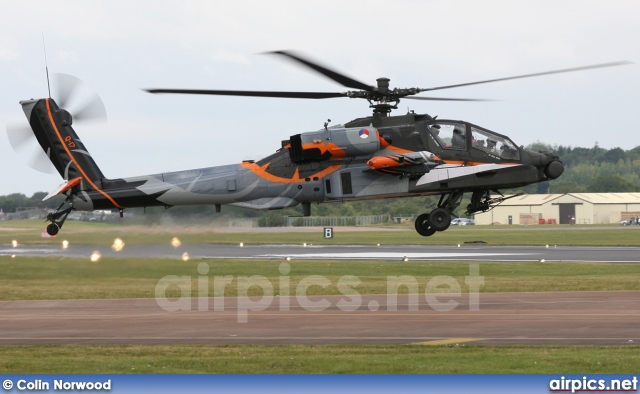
[523,142,640,194]
[0,192,64,214]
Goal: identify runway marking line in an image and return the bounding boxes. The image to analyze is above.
[3,311,639,320]
[415,338,483,346]
[0,336,632,341]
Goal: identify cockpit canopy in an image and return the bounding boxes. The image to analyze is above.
[428,121,520,160]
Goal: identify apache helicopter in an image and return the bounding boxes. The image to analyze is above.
[14,51,629,236]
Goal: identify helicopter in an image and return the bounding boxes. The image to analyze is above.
[15,51,630,236]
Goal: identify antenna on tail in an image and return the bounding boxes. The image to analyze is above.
[42,32,51,98]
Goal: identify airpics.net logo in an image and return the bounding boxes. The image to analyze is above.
[155,263,484,322]
[549,376,638,393]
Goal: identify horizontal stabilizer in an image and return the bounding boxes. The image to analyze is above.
[43,177,83,201]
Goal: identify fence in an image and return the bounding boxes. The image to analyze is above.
[284,214,390,227]
[2,208,46,220]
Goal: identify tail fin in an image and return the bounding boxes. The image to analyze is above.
[20,98,105,189]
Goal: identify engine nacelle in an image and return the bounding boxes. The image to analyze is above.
[288,126,380,163]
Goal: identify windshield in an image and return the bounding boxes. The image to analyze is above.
[428,123,467,150]
[470,126,520,160]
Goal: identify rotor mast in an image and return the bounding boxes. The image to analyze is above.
[369,78,396,117]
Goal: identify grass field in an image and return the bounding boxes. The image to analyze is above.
[1,220,638,374]
[1,256,639,300]
[3,219,640,246]
[1,345,638,374]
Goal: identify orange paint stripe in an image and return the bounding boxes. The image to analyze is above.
[300,141,346,158]
[45,99,124,209]
[241,161,342,183]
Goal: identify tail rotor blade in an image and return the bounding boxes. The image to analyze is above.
[55,73,82,108]
[54,73,108,124]
[6,123,55,174]
[72,92,107,123]
[26,149,56,174]
[6,123,35,152]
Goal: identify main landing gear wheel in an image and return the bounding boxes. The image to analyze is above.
[415,213,436,236]
[46,223,60,236]
[429,208,451,232]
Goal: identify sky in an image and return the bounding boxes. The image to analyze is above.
[1,0,639,197]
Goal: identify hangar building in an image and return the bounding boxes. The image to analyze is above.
[473,193,640,225]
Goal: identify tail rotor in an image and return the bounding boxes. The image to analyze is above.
[54,73,107,124]
[7,74,108,173]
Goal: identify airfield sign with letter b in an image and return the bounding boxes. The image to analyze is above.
[324,227,333,239]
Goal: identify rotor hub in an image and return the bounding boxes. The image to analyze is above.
[376,77,390,92]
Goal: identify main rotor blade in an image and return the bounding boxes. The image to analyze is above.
[266,50,374,91]
[145,88,347,99]
[405,96,494,102]
[422,61,633,92]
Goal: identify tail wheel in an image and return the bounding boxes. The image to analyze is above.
[429,208,451,232]
[415,213,436,236]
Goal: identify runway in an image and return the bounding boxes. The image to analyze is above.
[2,243,640,262]
[0,291,637,345]
[1,243,638,346]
